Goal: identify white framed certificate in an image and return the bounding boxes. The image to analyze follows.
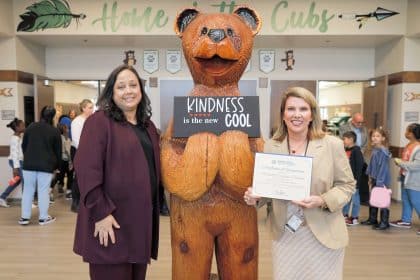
[252,152,312,200]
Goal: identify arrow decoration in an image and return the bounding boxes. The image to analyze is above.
[338,7,399,29]
[404,92,420,102]
[0,88,13,97]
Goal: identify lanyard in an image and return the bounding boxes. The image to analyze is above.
[287,136,309,156]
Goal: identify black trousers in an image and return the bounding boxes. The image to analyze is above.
[89,263,147,280]
[56,160,73,189]
[70,146,80,205]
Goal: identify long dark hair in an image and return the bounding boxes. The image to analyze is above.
[411,123,420,140]
[97,65,152,126]
[40,106,56,125]
[6,118,24,132]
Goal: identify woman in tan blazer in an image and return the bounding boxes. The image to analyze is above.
[244,87,355,280]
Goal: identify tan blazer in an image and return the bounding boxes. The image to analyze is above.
[264,135,355,249]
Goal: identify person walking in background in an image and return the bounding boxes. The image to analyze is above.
[54,123,73,197]
[244,87,355,280]
[361,127,392,230]
[70,99,94,212]
[338,112,370,205]
[0,118,25,208]
[342,131,365,226]
[339,112,368,153]
[393,123,420,234]
[73,65,160,280]
[19,106,61,225]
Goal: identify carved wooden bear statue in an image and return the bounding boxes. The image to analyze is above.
[161,7,263,280]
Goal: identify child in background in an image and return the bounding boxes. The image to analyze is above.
[56,123,73,198]
[393,123,420,235]
[390,123,420,229]
[342,131,365,225]
[49,123,73,201]
[0,118,25,207]
[361,127,392,230]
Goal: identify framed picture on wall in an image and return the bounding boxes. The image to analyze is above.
[143,50,159,74]
[259,50,275,74]
[166,50,181,74]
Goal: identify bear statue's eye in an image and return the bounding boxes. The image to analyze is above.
[227,28,234,37]
[201,27,208,35]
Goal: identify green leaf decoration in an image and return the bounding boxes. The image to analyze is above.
[17,0,86,32]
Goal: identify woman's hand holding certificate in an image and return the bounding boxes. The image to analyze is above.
[251,153,312,201]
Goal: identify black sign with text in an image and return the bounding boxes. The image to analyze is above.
[173,96,260,138]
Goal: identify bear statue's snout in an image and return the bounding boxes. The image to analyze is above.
[208,29,226,43]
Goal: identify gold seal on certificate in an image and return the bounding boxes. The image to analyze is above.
[252,152,312,200]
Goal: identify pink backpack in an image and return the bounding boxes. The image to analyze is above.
[369,186,392,208]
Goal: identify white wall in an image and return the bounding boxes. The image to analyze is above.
[404,38,420,71]
[54,81,99,104]
[375,37,405,77]
[46,47,375,81]
[319,82,363,107]
[0,37,16,69]
[15,37,45,75]
[0,0,13,36]
[407,0,420,36]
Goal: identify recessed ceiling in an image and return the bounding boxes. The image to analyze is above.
[16,34,402,49]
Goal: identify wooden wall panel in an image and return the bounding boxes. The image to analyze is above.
[0,70,33,84]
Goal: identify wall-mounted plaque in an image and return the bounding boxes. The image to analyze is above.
[143,50,159,74]
[259,50,275,74]
[166,50,181,74]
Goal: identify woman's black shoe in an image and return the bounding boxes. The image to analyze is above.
[360,219,378,226]
[373,222,390,230]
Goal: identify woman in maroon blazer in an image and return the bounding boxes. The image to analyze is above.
[73,65,160,280]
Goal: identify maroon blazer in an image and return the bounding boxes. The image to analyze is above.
[73,110,160,264]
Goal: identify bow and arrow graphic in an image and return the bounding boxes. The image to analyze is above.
[338,7,399,29]
[17,0,86,32]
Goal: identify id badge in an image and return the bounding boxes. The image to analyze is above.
[285,214,303,233]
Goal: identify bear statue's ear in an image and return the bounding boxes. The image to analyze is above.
[174,8,200,37]
[233,6,262,36]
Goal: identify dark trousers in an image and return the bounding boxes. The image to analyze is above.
[89,263,147,280]
[359,163,370,204]
[56,160,73,189]
[71,146,80,208]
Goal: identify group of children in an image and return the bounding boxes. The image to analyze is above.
[343,123,420,234]
[0,117,73,208]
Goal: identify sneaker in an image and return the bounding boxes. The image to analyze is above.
[18,217,30,225]
[0,198,10,208]
[65,191,72,200]
[39,216,56,225]
[389,220,411,229]
[346,217,359,226]
[416,229,420,235]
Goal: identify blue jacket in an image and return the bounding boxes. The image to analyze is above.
[366,147,391,187]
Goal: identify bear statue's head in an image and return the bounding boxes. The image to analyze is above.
[175,7,261,87]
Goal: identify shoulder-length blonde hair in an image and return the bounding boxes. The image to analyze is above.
[272,87,325,142]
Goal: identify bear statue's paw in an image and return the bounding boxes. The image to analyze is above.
[218,130,254,196]
[161,132,220,201]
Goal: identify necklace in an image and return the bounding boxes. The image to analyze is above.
[287,135,309,156]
